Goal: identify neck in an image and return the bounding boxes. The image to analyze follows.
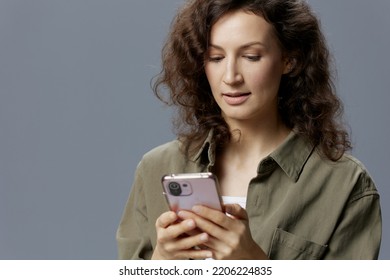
[212,114,290,197]
[223,114,290,161]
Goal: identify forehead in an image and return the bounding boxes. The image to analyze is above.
[209,10,277,49]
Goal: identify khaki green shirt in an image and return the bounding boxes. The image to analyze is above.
[116,132,381,259]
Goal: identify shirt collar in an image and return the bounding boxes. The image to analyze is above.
[192,130,314,182]
[268,131,314,182]
[192,129,216,166]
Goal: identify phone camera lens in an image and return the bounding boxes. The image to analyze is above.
[168,182,182,196]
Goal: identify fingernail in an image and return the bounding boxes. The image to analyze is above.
[186,220,195,228]
[200,233,208,242]
[205,251,213,258]
[192,205,201,213]
[178,211,190,220]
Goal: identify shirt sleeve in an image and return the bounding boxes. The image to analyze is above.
[324,171,382,259]
[116,161,154,259]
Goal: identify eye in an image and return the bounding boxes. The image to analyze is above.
[207,56,224,63]
[243,55,261,61]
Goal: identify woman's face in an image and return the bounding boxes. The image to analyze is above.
[204,10,289,124]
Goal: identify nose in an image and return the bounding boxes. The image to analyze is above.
[223,58,243,85]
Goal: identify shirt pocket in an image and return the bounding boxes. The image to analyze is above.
[269,228,327,260]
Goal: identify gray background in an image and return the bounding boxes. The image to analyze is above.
[0,0,389,259]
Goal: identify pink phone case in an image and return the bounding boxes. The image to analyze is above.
[162,172,223,212]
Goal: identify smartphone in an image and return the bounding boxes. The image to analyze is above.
[161,172,223,212]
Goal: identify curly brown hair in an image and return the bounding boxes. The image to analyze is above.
[153,0,351,161]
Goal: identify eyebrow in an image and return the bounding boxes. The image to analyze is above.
[208,41,267,50]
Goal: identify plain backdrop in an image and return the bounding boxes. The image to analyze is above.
[0,0,389,259]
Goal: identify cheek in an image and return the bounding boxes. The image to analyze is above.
[246,64,283,89]
[205,66,220,90]
[245,70,266,88]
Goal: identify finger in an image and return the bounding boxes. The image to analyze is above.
[199,234,221,251]
[165,232,210,252]
[192,205,233,229]
[154,233,213,259]
[224,204,248,220]
[178,209,227,239]
[156,211,178,228]
[198,234,241,260]
[157,219,196,243]
[184,227,203,237]
[159,232,213,259]
[176,211,208,237]
[174,247,213,260]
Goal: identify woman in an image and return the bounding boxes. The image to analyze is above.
[117,0,381,259]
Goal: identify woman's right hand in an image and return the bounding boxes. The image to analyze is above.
[151,211,213,260]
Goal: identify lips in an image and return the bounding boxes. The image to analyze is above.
[222,92,251,105]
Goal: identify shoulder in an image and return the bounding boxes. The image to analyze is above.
[137,139,189,173]
[332,153,375,186]
[338,154,379,199]
[323,152,368,173]
[310,150,379,199]
[142,139,183,162]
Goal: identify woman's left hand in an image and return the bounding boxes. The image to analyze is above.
[177,204,268,260]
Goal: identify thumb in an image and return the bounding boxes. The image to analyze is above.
[224,203,248,220]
